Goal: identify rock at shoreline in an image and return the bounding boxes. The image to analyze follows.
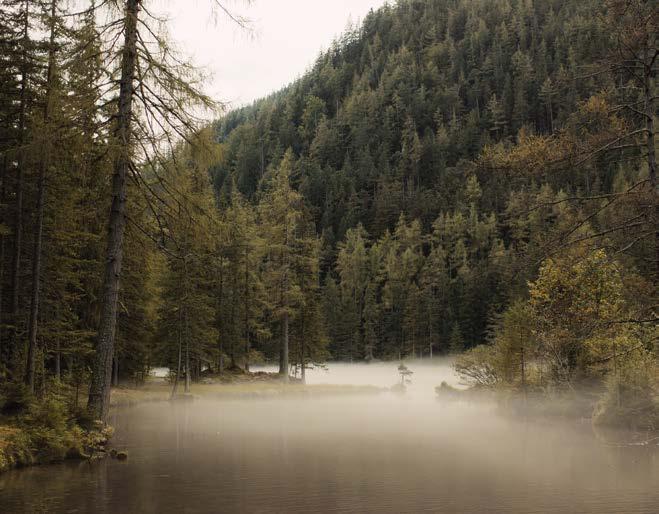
[110,449,129,460]
[66,446,91,460]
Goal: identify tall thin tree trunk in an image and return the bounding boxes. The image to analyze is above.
[300,311,306,385]
[279,229,289,381]
[520,334,526,401]
[170,307,182,399]
[0,157,7,361]
[644,50,657,282]
[244,245,250,372]
[216,258,224,374]
[55,340,60,381]
[183,274,191,393]
[184,309,190,393]
[428,314,433,359]
[25,164,45,394]
[281,311,289,382]
[548,98,554,134]
[26,0,57,393]
[612,339,620,409]
[9,0,30,374]
[39,350,46,397]
[88,0,140,422]
[230,272,236,368]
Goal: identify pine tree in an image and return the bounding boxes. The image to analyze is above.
[259,149,319,380]
[336,225,370,360]
[449,322,465,354]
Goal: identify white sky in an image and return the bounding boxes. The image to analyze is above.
[155,0,390,112]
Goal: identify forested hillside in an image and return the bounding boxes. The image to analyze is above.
[211,0,656,366]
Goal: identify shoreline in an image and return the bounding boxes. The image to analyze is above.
[2,371,656,475]
[0,371,387,474]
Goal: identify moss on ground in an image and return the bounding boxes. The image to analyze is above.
[0,384,113,474]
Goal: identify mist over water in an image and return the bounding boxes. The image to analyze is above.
[254,359,460,394]
[1,362,657,513]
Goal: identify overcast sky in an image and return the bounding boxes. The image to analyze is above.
[154,0,389,112]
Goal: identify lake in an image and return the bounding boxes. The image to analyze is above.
[0,361,657,513]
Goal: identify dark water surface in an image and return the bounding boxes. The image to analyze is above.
[1,363,657,513]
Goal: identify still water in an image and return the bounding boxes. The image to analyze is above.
[1,362,657,513]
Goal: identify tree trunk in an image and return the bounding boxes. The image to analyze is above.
[88,0,140,422]
[229,272,237,368]
[9,0,30,375]
[217,258,224,374]
[281,310,289,382]
[24,212,41,391]
[548,98,554,134]
[55,340,60,381]
[184,320,190,393]
[0,157,7,362]
[244,245,250,372]
[25,0,58,393]
[279,207,290,380]
[612,339,620,408]
[170,307,182,399]
[279,244,289,381]
[644,51,657,282]
[112,356,119,386]
[300,312,306,385]
[38,350,45,397]
[520,340,526,399]
[184,299,190,393]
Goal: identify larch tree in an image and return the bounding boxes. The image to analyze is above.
[87,0,246,421]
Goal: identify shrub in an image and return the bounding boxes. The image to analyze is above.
[454,345,499,387]
[0,383,34,416]
[593,349,659,431]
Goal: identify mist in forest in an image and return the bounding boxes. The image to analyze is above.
[2,362,658,514]
[254,358,459,392]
